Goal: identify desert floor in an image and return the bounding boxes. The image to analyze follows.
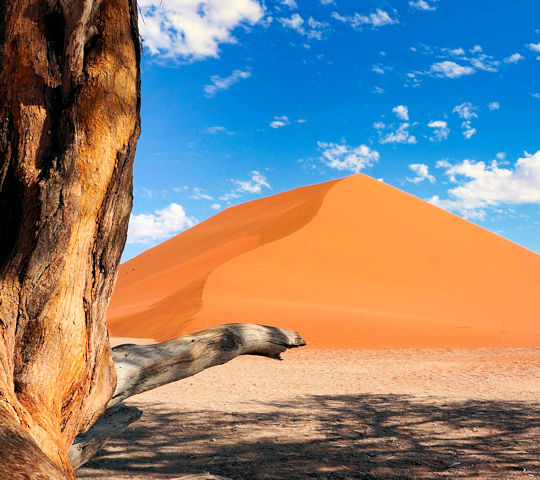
[79,347,539,480]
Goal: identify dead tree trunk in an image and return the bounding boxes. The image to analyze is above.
[0,0,140,477]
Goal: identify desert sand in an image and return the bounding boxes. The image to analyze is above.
[79,345,539,480]
[107,174,540,349]
[97,175,540,478]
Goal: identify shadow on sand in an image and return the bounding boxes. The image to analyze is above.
[78,394,539,479]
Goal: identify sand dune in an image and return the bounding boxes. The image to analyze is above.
[107,174,540,348]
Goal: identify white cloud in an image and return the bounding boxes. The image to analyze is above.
[470,45,482,54]
[392,105,409,121]
[462,127,476,139]
[469,54,499,72]
[234,171,270,193]
[373,86,384,94]
[429,61,475,78]
[128,203,196,244]
[205,126,227,134]
[407,163,435,183]
[204,69,251,97]
[453,102,478,120]
[220,171,271,201]
[319,0,335,4]
[280,0,297,8]
[279,13,304,31]
[531,92,540,99]
[409,0,437,11]
[278,13,329,39]
[429,151,540,219]
[332,9,398,30]
[527,42,540,52]
[270,115,291,128]
[488,101,500,111]
[448,47,465,56]
[453,102,478,139]
[504,53,524,63]
[380,123,417,144]
[138,0,263,61]
[211,203,222,210]
[190,187,213,200]
[427,120,449,141]
[318,141,379,172]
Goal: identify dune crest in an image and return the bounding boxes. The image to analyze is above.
[108,174,540,349]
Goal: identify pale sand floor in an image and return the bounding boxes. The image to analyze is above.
[79,348,540,479]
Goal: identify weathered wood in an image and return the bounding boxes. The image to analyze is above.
[110,323,306,408]
[69,323,305,470]
[68,404,142,470]
[0,0,140,476]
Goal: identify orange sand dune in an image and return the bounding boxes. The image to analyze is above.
[107,174,540,349]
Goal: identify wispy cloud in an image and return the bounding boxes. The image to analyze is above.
[220,171,271,201]
[127,203,196,244]
[407,163,436,183]
[430,151,540,220]
[318,141,379,172]
[427,120,450,141]
[380,123,417,144]
[407,44,510,85]
[453,102,478,139]
[487,101,500,111]
[409,0,437,11]
[392,105,409,121]
[332,9,398,30]
[526,42,540,52]
[204,126,227,134]
[278,13,329,39]
[279,0,297,9]
[270,115,292,128]
[204,69,251,97]
[504,53,524,63]
[138,0,263,61]
[190,187,213,201]
[375,106,416,144]
[429,61,475,78]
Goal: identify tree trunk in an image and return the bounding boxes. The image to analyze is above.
[0,0,140,477]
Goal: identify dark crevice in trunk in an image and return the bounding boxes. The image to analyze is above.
[0,117,22,270]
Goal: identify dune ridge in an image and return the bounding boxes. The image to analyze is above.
[108,174,540,349]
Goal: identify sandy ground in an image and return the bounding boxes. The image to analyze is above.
[79,347,540,480]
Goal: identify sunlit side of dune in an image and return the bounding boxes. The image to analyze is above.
[107,174,540,349]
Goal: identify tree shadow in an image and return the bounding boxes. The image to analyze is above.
[78,394,539,479]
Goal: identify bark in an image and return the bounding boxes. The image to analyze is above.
[68,324,306,469]
[110,323,306,407]
[68,404,142,469]
[0,0,140,477]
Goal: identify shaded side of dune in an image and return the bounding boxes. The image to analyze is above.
[107,179,339,339]
[108,174,540,348]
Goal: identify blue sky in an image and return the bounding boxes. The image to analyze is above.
[124,0,540,260]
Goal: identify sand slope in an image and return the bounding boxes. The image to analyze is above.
[107,174,540,348]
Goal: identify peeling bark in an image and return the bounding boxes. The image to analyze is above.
[0,2,306,478]
[0,0,140,477]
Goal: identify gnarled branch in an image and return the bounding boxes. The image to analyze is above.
[110,323,306,408]
[69,323,305,469]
